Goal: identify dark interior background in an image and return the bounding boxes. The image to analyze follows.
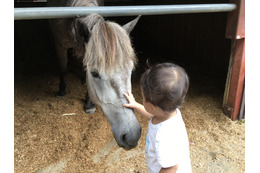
[14,0,231,98]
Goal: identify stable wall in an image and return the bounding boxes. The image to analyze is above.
[14,0,233,118]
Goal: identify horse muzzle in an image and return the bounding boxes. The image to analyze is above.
[117,126,142,150]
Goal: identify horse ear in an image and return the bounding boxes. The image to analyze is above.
[74,17,90,43]
[123,15,141,34]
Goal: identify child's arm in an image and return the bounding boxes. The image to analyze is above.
[160,165,179,173]
[123,92,153,120]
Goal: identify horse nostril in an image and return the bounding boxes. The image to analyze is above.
[122,134,127,144]
[120,127,141,149]
[121,133,137,149]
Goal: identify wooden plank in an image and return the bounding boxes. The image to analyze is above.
[223,38,245,120]
[223,0,245,120]
[223,40,236,107]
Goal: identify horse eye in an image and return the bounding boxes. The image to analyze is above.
[91,71,101,79]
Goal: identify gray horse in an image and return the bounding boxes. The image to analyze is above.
[48,0,141,150]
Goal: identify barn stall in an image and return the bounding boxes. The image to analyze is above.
[14,0,245,172]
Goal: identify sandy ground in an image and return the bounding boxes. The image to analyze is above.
[14,61,245,173]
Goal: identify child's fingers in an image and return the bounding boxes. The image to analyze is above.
[123,103,130,108]
[123,93,129,100]
[123,92,136,109]
[124,92,134,99]
[126,91,134,98]
[124,92,135,105]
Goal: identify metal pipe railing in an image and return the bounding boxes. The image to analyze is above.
[14,4,236,20]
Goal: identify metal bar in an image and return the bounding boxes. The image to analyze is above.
[14,4,236,20]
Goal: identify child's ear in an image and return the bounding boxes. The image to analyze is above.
[147,102,156,112]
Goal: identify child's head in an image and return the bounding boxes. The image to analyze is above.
[140,62,189,113]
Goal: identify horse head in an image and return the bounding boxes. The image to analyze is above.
[74,14,141,150]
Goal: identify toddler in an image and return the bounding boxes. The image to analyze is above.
[124,62,192,173]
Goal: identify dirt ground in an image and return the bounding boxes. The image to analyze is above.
[14,60,245,173]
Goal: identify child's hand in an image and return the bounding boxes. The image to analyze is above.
[124,91,153,120]
[123,91,138,109]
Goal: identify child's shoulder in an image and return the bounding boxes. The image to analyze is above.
[163,109,183,124]
[159,110,186,132]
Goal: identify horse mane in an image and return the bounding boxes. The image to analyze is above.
[68,0,98,7]
[83,14,137,74]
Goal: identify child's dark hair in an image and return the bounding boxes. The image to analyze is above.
[140,62,189,112]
